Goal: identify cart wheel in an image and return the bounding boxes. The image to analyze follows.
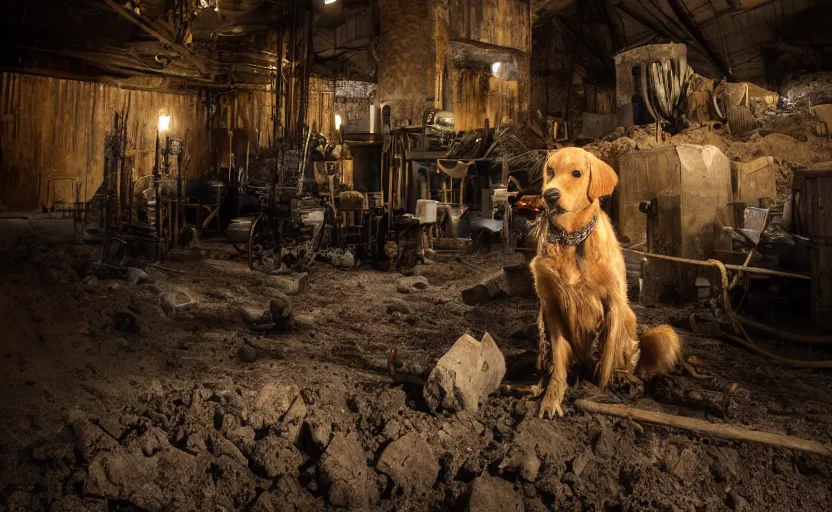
[248,213,276,270]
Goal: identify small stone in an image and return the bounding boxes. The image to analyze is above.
[268,272,309,295]
[467,475,524,512]
[688,390,704,401]
[591,427,615,458]
[500,443,541,482]
[386,300,412,315]
[250,435,304,479]
[269,295,293,322]
[305,417,333,452]
[125,267,150,285]
[241,306,270,324]
[318,433,374,509]
[396,275,429,293]
[281,396,308,443]
[238,345,259,363]
[294,313,317,329]
[571,448,592,477]
[376,433,440,496]
[83,275,99,292]
[251,383,300,430]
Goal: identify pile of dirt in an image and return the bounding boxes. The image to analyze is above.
[584,115,832,206]
[2,230,832,511]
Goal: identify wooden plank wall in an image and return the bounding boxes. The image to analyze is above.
[0,72,279,212]
[448,0,531,51]
[0,73,208,211]
[452,67,520,131]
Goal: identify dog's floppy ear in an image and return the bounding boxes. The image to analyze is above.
[586,153,618,200]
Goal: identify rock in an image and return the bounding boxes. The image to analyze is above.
[250,383,300,430]
[376,433,439,497]
[241,306,270,324]
[225,426,256,454]
[570,448,592,477]
[125,267,150,285]
[207,432,248,466]
[726,491,752,512]
[250,435,304,478]
[113,311,140,334]
[281,395,308,443]
[664,444,699,480]
[83,275,99,292]
[467,476,524,512]
[238,345,259,363]
[386,300,412,315]
[591,426,615,458]
[423,332,506,413]
[268,272,309,295]
[304,416,333,453]
[500,419,567,482]
[294,313,317,329]
[160,288,196,317]
[136,427,169,457]
[67,410,117,463]
[499,443,541,482]
[251,477,320,511]
[397,275,429,293]
[269,294,293,323]
[318,433,374,509]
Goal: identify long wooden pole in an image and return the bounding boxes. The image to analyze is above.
[574,400,832,457]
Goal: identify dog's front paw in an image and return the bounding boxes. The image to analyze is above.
[538,381,565,419]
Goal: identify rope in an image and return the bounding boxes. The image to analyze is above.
[627,249,832,367]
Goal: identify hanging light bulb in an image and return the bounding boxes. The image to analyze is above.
[158,114,171,132]
[491,62,501,76]
[335,114,342,131]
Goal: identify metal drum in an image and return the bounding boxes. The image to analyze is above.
[797,162,832,329]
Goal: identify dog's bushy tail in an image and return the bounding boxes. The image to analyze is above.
[636,325,682,378]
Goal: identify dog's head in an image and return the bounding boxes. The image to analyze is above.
[540,148,618,216]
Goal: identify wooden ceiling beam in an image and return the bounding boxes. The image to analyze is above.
[102,0,209,77]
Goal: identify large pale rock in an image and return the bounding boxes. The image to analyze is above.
[423,332,506,413]
[376,433,439,497]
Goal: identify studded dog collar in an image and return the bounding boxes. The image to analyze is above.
[546,214,598,246]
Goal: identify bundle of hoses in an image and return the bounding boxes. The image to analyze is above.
[626,250,832,368]
[641,57,693,125]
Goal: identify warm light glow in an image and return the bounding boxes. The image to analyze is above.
[324,0,337,4]
[158,115,171,132]
[491,62,501,76]
[335,114,342,131]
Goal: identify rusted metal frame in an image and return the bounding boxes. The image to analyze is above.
[102,0,207,76]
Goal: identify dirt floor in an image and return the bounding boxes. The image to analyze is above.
[1,217,832,512]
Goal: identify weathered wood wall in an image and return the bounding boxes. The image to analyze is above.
[377,0,436,128]
[0,73,208,211]
[451,67,520,131]
[448,0,531,52]
[0,72,278,212]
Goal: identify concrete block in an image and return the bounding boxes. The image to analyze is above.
[618,144,732,260]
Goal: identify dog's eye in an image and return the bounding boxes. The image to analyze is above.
[546,167,555,179]
[572,169,582,178]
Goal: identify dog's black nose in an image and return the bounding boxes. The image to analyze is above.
[543,188,560,206]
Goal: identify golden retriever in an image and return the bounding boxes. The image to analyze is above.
[529,147,681,418]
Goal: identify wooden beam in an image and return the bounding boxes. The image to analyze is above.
[699,0,778,28]
[665,0,732,77]
[102,0,208,76]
